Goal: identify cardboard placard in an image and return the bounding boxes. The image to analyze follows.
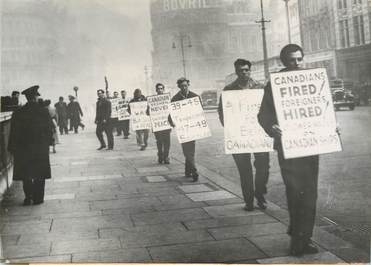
[129,101,151,130]
[270,68,342,159]
[147,93,172,132]
[117,99,130,121]
[170,97,211,143]
[222,89,273,154]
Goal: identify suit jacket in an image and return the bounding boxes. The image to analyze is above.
[95,97,111,123]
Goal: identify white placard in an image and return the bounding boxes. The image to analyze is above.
[130,101,151,130]
[170,97,211,143]
[222,90,273,154]
[271,68,342,159]
[117,100,130,120]
[147,93,172,132]
[110,98,120,118]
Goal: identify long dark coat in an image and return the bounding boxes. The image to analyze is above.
[8,102,53,180]
[67,101,83,127]
[54,101,68,126]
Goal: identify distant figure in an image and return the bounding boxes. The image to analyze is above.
[44,99,59,153]
[54,96,69,135]
[117,90,130,139]
[128,89,149,151]
[153,83,171,164]
[1,91,21,112]
[170,77,200,182]
[8,85,53,205]
[95,89,114,150]
[111,91,120,136]
[67,95,84,133]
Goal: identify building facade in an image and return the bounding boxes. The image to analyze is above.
[333,0,371,84]
[150,0,283,94]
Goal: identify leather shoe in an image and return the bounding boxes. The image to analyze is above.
[23,198,32,206]
[97,146,106,150]
[244,204,254,211]
[164,158,170,164]
[158,158,163,164]
[33,200,44,205]
[304,242,318,254]
[191,172,199,182]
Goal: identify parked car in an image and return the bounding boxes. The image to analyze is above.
[332,88,355,111]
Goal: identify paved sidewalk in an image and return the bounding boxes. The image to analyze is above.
[0,129,368,263]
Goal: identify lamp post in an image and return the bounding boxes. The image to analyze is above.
[172,33,192,78]
[255,0,270,80]
[73,86,79,98]
[283,0,292,43]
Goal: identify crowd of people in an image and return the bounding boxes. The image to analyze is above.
[7,44,339,257]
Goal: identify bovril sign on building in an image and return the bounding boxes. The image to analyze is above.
[160,0,222,11]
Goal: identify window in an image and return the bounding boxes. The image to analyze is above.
[353,0,362,4]
[353,15,365,45]
[340,19,350,47]
[338,0,347,9]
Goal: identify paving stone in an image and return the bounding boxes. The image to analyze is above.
[99,222,187,239]
[148,238,267,262]
[101,205,156,215]
[178,184,213,193]
[330,247,370,263]
[257,251,345,263]
[44,193,75,200]
[205,197,245,206]
[313,227,352,250]
[71,161,89,165]
[1,235,19,246]
[119,229,214,248]
[153,200,207,211]
[203,203,264,218]
[51,238,121,255]
[208,222,286,240]
[132,208,210,226]
[249,233,291,257]
[10,254,72,263]
[186,190,236,201]
[72,248,152,262]
[90,197,161,211]
[4,243,51,259]
[146,175,167,182]
[75,192,118,201]
[184,214,278,230]
[137,166,169,173]
[17,230,98,245]
[40,210,102,220]
[1,220,51,235]
[51,214,133,232]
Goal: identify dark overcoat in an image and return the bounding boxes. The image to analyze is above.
[8,102,53,180]
[67,101,83,127]
[54,101,68,126]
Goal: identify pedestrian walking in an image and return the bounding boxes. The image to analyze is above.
[95,89,114,150]
[8,85,53,205]
[117,90,130,139]
[258,44,320,256]
[170,77,200,182]
[128,89,149,150]
[54,96,69,135]
[111,91,120,136]
[218,59,269,211]
[44,99,59,153]
[67,95,84,133]
[152,83,171,164]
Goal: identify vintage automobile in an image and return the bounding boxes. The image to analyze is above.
[332,88,355,111]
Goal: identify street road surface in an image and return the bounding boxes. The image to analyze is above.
[188,106,371,251]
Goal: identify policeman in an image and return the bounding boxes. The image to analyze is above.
[8,85,53,205]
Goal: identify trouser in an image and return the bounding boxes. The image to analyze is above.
[181,141,197,176]
[116,120,130,136]
[136,130,149,147]
[23,178,45,202]
[232,152,270,206]
[96,121,114,148]
[112,118,119,134]
[58,118,68,134]
[278,149,319,240]
[154,130,171,160]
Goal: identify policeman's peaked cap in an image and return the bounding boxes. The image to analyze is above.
[21,85,40,97]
